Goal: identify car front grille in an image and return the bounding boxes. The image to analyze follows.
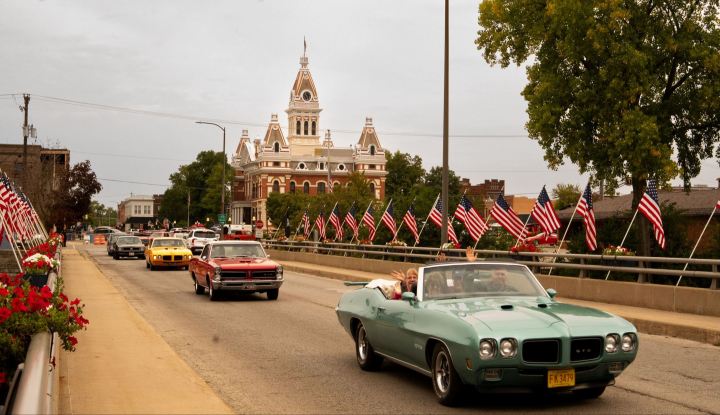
[570,337,603,361]
[173,255,183,261]
[522,339,560,363]
[162,255,171,261]
[219,270,277,280]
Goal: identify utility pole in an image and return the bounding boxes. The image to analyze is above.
[22,94,30,190]
[440,0,449,246]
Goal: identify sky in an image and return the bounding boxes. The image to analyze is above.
[0,0,718,210]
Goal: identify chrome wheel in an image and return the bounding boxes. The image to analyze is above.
[354,322,382,370]
[357,327,369,362]
[434,349,451,394]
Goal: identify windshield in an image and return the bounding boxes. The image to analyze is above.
[211,244,266,258]
[193,231,216,239]
[117,236,141,245]
[152,239,185,248]
[421,263,546,300]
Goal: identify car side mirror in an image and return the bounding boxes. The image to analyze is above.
[401,292,416,302]
[546,288,557,299]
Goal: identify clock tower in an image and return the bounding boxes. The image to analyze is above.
[286,46,321,155]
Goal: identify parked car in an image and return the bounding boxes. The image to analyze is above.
[144,237,193,270]
[186,228,218,254]
[189,241,283,301]
[113,236,145,260]
[93,226,121,236]
[336,261,639,406]
[106,232,127,256]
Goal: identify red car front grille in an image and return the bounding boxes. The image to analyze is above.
[220,270,276,280]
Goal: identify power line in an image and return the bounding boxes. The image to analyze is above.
[21,94,530,140]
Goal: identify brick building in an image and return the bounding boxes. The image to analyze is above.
[230,50,388,225]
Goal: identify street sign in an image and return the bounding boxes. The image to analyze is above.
[255,220,264,229]
[217,214,227,224]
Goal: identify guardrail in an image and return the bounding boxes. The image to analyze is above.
[262,240,720,289]
[3,252,62,415]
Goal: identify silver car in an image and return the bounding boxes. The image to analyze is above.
[113,236,146,260]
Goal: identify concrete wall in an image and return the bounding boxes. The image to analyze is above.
[268,249,720,317]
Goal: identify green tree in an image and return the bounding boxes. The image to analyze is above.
[385,151,426,200]
[476,0,720,255]
[47,161,102,229]
[159,151,231,225]
[551,183,582,211]
[87,201,117,227]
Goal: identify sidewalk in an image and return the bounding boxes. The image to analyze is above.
[58,243,233,414]
[279,260,720,346]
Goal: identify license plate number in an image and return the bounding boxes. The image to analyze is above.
[547,369,575,388]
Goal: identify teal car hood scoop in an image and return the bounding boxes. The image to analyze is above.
[433,299,563,331]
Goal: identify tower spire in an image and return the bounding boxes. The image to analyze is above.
[300,38,308,68]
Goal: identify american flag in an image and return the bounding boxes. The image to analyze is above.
[453,195,488,242]
[638,179,665,249]
[575,184,597,251]
[402,204,419,244]
[315,211,326,240]
[428,197,459,245]
[490,194,526,239]
[301,210,311,237]
[361,204,376,241]
[380,200,397,236]
[344,203,359,239]
[329,205,343,240]
[0,176,21,238]
[531,186,561,234]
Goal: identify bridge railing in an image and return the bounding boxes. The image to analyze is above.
[262,240,720,289]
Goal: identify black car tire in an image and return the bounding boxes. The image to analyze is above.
[267,289,279,300]
[208,278,219,301]
[432,343,464,406]
[573,386,606,400]
[113,253,119,260]
[149,262,155,271]
[355,323,383,371]
[194,278,205,295]
[146,260,150,269]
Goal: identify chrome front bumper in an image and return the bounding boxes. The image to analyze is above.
[212,278,283,292]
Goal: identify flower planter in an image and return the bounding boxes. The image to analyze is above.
[23,273,49,288]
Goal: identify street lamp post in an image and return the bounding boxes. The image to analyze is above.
[195,121,227,219]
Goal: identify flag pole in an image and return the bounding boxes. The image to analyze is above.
[355,200,374,244]
[378,198,393,242]
[272,206,290,240]
[393,197,415,240]
[605,208,639,280]
[0,213,23,272]
[514,214,532,248]
[547,192,584,276]
[410,193,439,254]
[676,205,717,286]
[324,201,338,240]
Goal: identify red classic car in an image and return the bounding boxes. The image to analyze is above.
[189,241,283,301]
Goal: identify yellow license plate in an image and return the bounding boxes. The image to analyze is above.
[547,368,575,388]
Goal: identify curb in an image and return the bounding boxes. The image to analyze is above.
[282,263,720,346]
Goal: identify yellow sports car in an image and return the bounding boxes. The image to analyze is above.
[145,237,193,270]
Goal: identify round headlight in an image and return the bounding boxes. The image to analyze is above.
[214,266,222,275]
[621,333,636,352]
[499,338,517,358]
[605,334,620,353]
[479,339,496,360]
[276,265,283,277]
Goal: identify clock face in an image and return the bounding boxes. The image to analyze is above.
[302,91,312,102]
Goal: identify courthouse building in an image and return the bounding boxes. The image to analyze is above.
[230,51,388,226]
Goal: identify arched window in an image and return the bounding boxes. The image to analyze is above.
[296,120,301,135]
[369,145,376,156]
[273,142,280,152]
[272,180,280,193]
[303,182,310,194]
[333,182,341,191]
[304,121,309,135]
[369,182,375,195]
[311,121,316,135]
[289,181,296,193]
[317,182,326,194]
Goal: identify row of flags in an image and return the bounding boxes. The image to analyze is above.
[0,172,46,247]
[289,179,719,252]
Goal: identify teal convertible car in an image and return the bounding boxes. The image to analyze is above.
[336,262,638,406]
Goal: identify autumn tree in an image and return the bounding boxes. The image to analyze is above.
[476,0,720,254]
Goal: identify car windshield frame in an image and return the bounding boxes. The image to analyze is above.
[210,243,266,259]
[151,238,186,248]
[417,262,548,302]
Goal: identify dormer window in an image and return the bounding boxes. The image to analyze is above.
[369,145,376,155]
[337,163,346,171]
[298,162,306,170]
[319,162,324,170]
[273,142,280,152]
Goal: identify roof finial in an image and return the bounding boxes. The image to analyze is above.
[303,36,307,57]
[300,37,309,68]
